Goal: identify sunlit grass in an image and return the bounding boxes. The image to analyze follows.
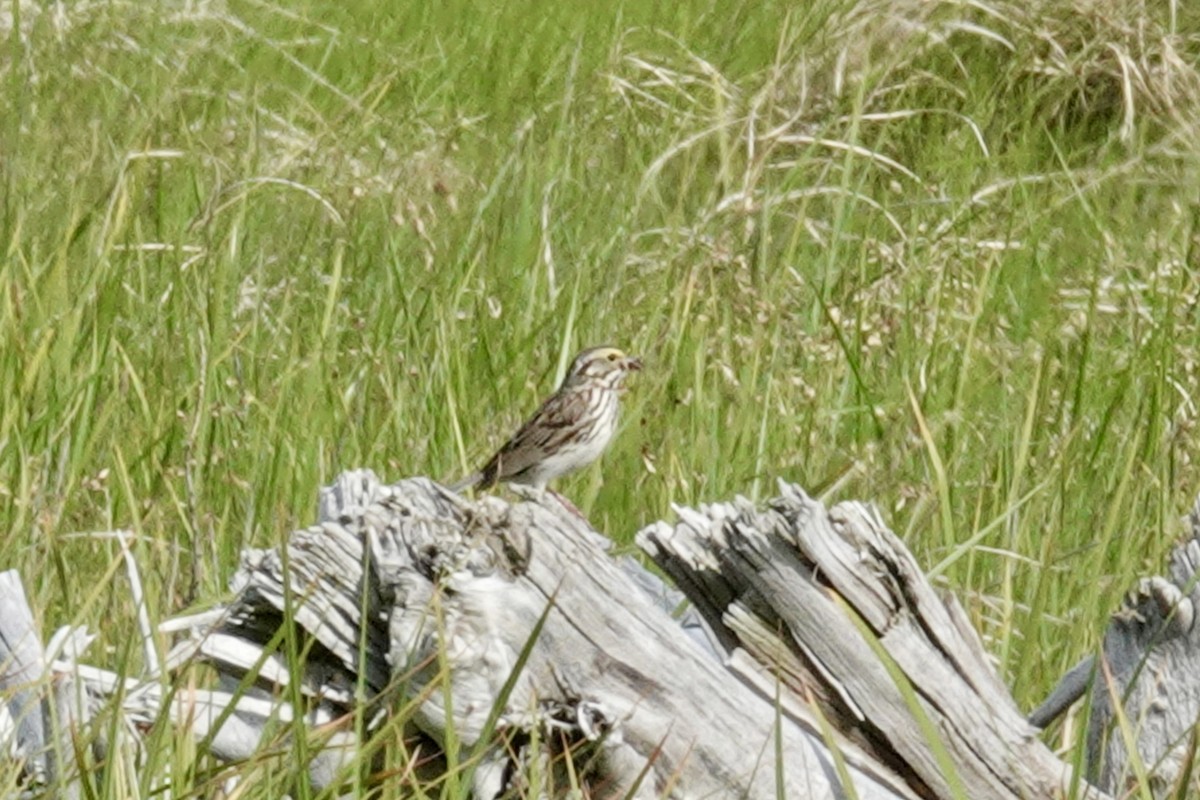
[3,0,1200,794]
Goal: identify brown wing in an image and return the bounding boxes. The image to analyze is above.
[477,387,589,486]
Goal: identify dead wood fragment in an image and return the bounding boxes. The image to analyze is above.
[8,471,1200,798]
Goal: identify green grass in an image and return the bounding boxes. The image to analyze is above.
[4,0,1200,794]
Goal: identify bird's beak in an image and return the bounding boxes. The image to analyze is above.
[625,355,643,372]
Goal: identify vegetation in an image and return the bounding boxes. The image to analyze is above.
[3,0,1200,794]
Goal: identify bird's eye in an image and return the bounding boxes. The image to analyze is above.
[607,353,619,361]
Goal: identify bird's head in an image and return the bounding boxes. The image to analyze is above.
[563,345,643,389]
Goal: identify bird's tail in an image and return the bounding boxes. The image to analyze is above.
[448,472,483,492]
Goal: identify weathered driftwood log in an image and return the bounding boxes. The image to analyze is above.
[296,474,917,798]
[0,570,74,797]
[1031,495,1200,795]
[638,485,1089,800]
[1,471,1198,798]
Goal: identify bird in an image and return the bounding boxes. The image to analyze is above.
[451,346,642,492]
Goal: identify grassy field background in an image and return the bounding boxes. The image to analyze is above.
[4,0,1200,794]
